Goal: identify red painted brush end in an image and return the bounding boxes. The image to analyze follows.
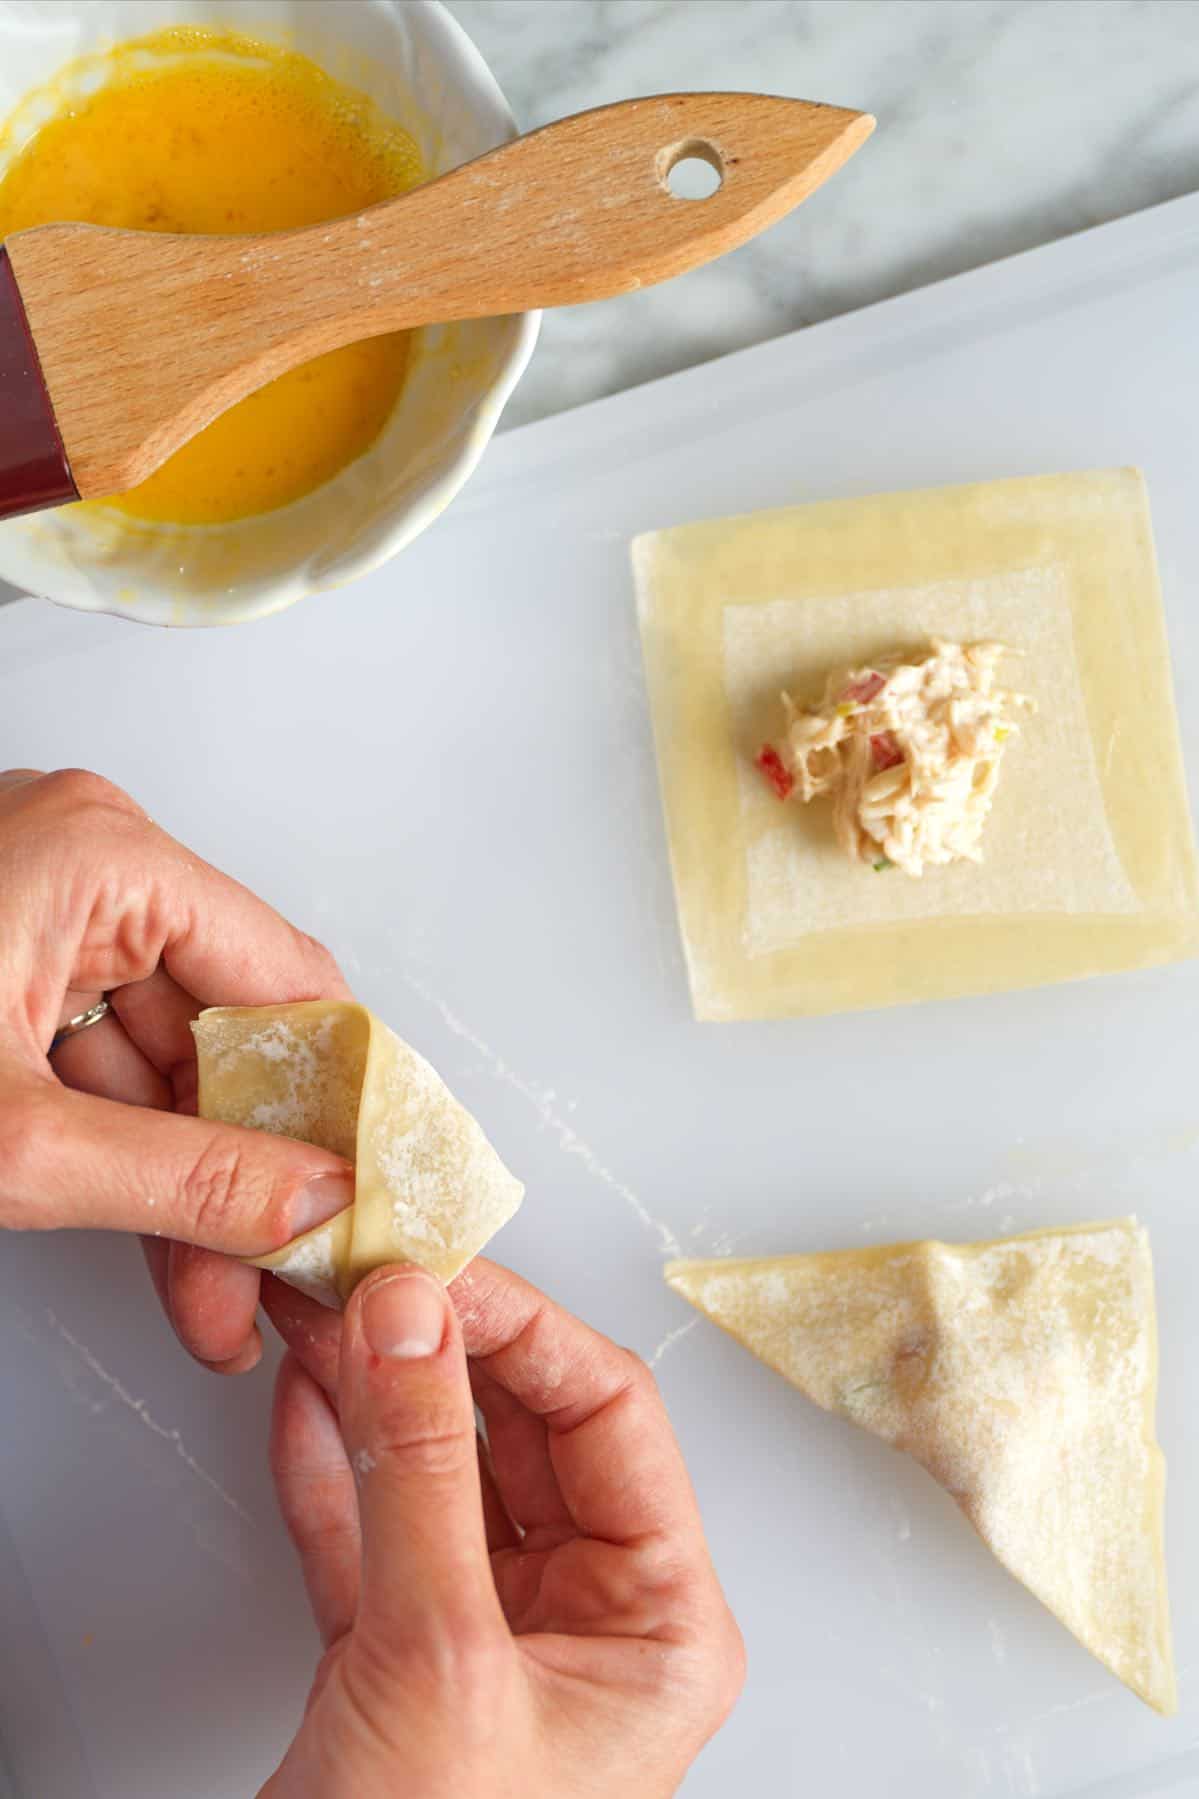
[0,246,77,519]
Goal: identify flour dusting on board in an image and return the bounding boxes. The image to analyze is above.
[648,1317,698,1368]
[47,1312,254,1525]
[402,968,681,1257]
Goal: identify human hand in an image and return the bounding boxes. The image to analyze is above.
[263,1259,744,1798]
[0,767,355,1372]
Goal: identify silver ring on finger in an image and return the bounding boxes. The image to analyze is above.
[50,996,112,1052]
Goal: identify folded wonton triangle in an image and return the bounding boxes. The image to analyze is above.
[193,1001,523,1307]
[665,1220,1175,1713]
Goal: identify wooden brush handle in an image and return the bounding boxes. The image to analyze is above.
[7,92,873,501]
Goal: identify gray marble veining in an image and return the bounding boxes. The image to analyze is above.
[449,0,1199,427]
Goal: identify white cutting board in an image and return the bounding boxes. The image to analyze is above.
[2,194,1199,1799]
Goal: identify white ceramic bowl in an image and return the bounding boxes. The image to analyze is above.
[0,0,539,625]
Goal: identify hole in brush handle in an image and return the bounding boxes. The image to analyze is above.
[658,138,725,201]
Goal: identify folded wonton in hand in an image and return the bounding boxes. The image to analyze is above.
[666,1219,1175,1713]
[193,1001,524,1307]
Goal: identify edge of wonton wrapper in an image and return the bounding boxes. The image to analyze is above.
[665,1220,1175,1715]
[191,1001,524,1309]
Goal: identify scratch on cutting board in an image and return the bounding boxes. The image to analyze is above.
[686,1210,745,1256]
[1009,1686,1119,1728]
[999,1737,1042,1796]
[944,1178,1041,1215]
[47,1313,254,1525]
[647,1318,698,1368]
[401,970,681,1257]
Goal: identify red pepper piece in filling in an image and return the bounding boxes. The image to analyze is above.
[755,744,795,800]
[842,671,886,705]
[870,731,904,771]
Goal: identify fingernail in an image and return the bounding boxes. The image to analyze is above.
[210,1336,263,1377]
[362,1272,446,1360]
[292,1172,354,1237]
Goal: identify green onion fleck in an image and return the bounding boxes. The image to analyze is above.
[873,858,893,872]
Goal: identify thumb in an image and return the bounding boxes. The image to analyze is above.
[1,1078,353,1253]
[340,1266,505,1666]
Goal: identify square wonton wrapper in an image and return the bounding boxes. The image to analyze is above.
[633,469,1199,1020]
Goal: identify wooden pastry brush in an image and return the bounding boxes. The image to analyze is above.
[0,92,873,520]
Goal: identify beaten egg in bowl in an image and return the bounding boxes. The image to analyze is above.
[0,0,538,624]
[0,26,425,526]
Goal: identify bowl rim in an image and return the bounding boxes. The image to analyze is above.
[7,0,542,628]
[293,0,541,618]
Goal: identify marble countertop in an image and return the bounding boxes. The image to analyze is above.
[449,0,1199,429]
